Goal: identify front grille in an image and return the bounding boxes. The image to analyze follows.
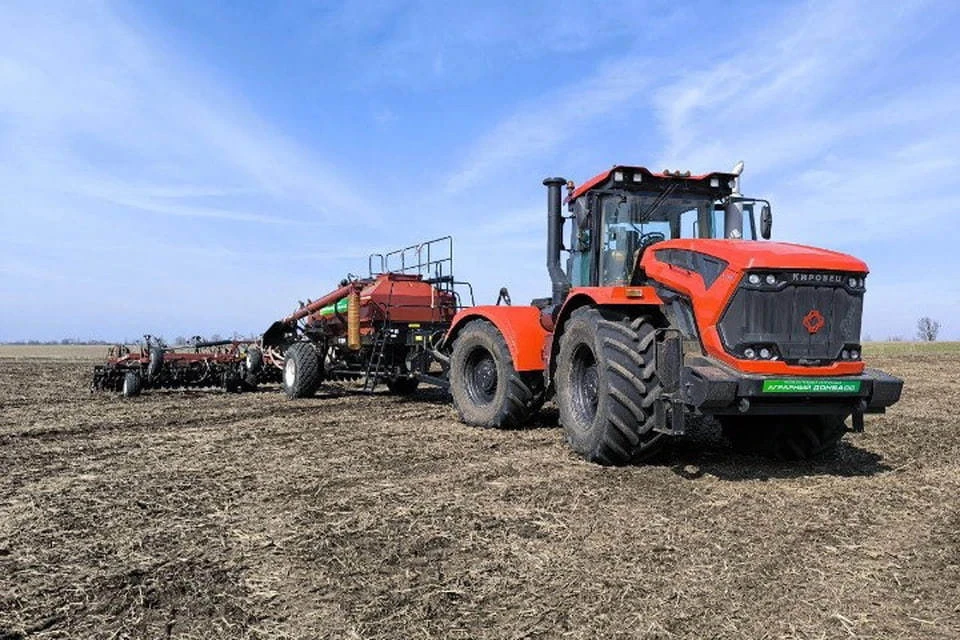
[717,275,863,364]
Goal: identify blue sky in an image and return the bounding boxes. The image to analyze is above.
[1,0,958,342]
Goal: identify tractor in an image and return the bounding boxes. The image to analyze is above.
[439,163,903,463]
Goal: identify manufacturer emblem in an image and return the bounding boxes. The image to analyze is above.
[803,309,826,334]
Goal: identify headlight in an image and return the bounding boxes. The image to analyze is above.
[748,274,761,285]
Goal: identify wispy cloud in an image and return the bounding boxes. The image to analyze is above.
[442,57,652,193]
[0,2,376,229]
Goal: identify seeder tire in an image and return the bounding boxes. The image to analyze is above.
[121,371,142,398]
[283,342,321,399]
[720,414,848,460]
[555,308,665,465]
[449,320,543,428]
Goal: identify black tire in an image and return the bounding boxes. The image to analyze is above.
[147,347,164,379]
[720,414,848,460]
[450,320,544,428]
[121,371,141,398]
[556,308,664,465]
[282,342,321,399]
[243,345,263,390]
[386,376,420,396]
[246,346,264,375]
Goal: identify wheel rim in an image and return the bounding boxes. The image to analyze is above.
[284,358,296,388]
[464,346,497,405]
[570,343,599,424]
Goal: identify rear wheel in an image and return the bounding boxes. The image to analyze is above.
[450,320,543,428]
[283,342,322,399]
[556,308,664,465]
[121,371,141,398]
[720,415,848,460]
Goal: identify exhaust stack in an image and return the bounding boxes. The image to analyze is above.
[544,177,570,305]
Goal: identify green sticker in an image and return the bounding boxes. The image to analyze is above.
[762,379,862,394]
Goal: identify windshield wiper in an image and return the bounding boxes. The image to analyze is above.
[637,182,679,223]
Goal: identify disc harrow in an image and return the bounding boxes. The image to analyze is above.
[91,335,278,397]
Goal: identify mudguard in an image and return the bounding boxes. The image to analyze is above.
[544,286,665,374]
[442,306,547,372]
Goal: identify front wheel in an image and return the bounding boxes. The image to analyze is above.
[555,308,665,465]
[282,342,322,399]
[720,415,848,460]
[449,320,543,428]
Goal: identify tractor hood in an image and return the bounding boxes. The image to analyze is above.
[643,239,868,274]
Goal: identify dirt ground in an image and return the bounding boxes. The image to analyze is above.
[0,344,958,639]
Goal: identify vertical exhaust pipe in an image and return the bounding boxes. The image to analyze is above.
[543,177,570,305]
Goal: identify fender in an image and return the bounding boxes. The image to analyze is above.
[442,306,548,372]
[545,286,665,376]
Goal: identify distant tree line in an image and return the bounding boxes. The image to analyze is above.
[1,332,257,346]
[0,338,117,345]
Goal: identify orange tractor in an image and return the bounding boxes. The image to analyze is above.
[439,163,902,463]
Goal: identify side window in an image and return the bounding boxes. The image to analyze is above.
[680,209,698,238]
[711,207,756,240]
[740,204,757,240]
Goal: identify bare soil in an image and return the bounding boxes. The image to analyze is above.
[0,345,958,639]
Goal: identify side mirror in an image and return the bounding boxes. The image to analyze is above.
[760,204,772,239]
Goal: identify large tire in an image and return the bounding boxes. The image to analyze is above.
[450,320,544,428]
[556,308,664,465]
[282,342,322,399]
[121,371,142,398]
[386,376,420,396]
[720,414,848,460]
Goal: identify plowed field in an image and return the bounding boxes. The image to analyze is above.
[1,344,958,639]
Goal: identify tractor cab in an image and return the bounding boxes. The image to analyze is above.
[561,165,772,287]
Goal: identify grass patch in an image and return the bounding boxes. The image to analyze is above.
[863,341,960,356]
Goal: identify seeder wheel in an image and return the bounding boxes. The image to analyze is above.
[282,342,322,399]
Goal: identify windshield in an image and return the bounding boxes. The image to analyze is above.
[599,193,714,285]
